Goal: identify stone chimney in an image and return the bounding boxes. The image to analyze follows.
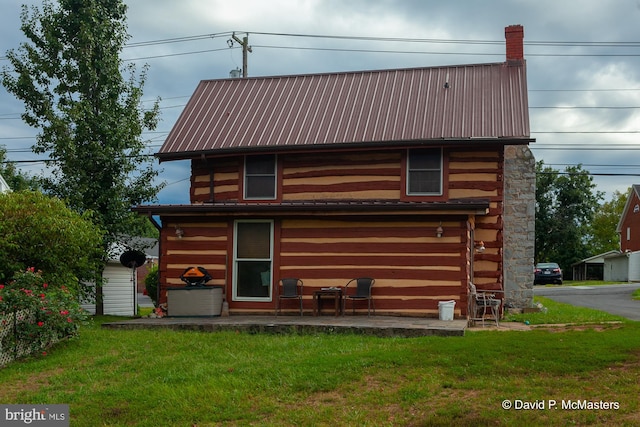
[505,25,524,64]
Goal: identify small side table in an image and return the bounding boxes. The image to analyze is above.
[313,289,343,316]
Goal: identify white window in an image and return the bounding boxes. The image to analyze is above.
[233,220,273,301]
[407,148,442,195]
[244,155,276,199]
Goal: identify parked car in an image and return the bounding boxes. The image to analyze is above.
[534,262,563,285]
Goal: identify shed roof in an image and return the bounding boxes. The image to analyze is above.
[158,61,531,161]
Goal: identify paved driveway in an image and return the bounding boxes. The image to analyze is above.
[534,283,640,321]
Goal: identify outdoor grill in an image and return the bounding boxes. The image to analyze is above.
[179,266,212,287]
[167,266,223,316]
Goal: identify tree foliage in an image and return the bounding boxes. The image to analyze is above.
[0,0,163,253]
[585,189,628,255]
[0,191,103,289]
[535,161,603,278]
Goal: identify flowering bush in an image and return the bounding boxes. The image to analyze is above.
[0,268,88,358]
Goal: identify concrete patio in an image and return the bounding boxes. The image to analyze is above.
[102,314,469,337]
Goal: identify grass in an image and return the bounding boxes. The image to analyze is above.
[549,280,627,287]
[0,305,639,426]
[504,296,629,325]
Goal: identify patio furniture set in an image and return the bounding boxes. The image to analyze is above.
[276,278,375,317]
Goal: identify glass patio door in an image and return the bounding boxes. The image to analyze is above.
[233,220,273,301]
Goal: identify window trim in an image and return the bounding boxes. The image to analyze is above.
[243,154,278,201]
[402,148,446,199]
[232,220,274,302]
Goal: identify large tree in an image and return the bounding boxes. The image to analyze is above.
[1,1,163,311]
[535,161,603,278]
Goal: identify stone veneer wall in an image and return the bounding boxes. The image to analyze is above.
[503,145,536,308]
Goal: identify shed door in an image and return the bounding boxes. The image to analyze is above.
[232,220,273,301]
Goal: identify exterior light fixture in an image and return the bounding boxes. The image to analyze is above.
[475,241,485,252]
[436,222,444,238]
[175,226,184,239]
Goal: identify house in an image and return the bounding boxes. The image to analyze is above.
[605,185,640,282]
[618,185,640,253]
[0,174,10,193]
[135,25,535,317]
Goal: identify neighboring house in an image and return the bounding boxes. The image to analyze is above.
[606,184,640,282]
[618,184,640,253]
[0,174,11,193]
[135,25,535,317]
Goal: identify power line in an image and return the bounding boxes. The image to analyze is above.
[123,46,235,62]
[120,30,640,49]
[123,32,234,48]
[251,44,640,58]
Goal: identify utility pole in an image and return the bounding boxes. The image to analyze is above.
[229,32,252,78]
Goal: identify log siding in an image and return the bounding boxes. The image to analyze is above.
[158,146,505,316]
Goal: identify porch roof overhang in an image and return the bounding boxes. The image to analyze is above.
[133,199,490,218]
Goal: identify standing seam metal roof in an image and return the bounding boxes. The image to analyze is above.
[158,61,530,159]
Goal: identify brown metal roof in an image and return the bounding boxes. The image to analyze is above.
[158,62,530,160]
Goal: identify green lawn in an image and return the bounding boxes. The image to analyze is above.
[1,302,639,426]
[504,296,629,325]
[547,280,628,287]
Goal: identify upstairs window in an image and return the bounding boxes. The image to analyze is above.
[407,148,442,195]
[244,155,276,199]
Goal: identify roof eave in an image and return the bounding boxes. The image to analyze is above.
[133,199,491,217]
[157,137,535,162]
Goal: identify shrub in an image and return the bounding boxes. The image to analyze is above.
[0,268,88,359]
[0,191,104,287]
[144,264,159,307]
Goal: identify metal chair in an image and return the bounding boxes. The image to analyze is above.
[468,282,501,327]
[276,278,303,316]
[343,278,375,316]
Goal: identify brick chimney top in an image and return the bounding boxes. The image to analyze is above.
[505,25,524,64]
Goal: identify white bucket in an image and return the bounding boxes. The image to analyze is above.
[438,300,456,321]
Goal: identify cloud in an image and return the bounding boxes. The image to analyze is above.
[1,0,640,203]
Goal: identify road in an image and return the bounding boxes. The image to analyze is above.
[534,283,640,321]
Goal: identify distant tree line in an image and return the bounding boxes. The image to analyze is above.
[535,161,628,279]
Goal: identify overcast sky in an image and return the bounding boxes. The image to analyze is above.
[1,0,640,204]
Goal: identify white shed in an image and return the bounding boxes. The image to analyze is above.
[604,250,640,282]
[82,259,139,316]
[82,238,157,316]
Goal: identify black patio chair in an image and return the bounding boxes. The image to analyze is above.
[343,278,375,316]
[276,278,304,316]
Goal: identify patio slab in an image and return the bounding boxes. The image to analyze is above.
[102,315,468,337]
